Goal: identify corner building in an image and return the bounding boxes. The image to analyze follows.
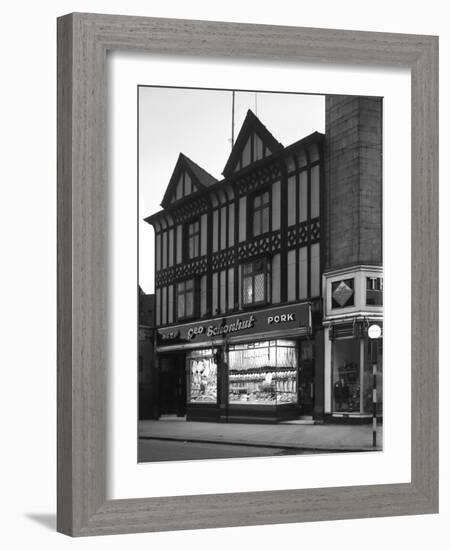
[145,98,382,423]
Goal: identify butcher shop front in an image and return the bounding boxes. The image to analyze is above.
[156,303,316,423]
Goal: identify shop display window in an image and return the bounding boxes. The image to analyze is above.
[228,340,297,405]
[332,337,383,414]
[332,339,360,413]
[187,349,218,404]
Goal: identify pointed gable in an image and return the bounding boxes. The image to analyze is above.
[222,110,283,177]
[161,153,218,208]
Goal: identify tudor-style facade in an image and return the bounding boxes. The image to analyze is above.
[146,110,325,422]
[144,98,383,424]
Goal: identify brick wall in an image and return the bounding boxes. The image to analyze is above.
[324,95,382,270]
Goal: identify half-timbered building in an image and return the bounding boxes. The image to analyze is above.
[145,110,325,422]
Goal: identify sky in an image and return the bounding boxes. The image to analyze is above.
[139,86,325,294]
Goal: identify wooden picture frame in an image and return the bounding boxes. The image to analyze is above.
[57,12,438,536]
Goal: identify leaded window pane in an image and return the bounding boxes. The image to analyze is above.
[243,276,253,304]
[254,273,265,301]
[242,260,267,305]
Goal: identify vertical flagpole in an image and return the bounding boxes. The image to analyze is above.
[372,351,377,447]
[231,90,235,148]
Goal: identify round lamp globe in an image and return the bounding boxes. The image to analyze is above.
[368,324,382,339]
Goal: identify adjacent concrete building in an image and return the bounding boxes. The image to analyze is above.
[323,96,383,419]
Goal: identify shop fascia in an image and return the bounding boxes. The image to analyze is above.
[157,303,311,347]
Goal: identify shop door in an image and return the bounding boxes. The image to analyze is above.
[158,354,186,417]
[298,341,315,415]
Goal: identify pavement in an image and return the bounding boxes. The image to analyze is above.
[138,438,293,462]
[139,417,383,452]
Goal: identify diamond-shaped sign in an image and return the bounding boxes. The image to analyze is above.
[332,281,354,307]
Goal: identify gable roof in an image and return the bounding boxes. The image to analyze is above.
[160,153,218,208]
[222,109,283,177]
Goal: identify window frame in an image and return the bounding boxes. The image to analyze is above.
[176,278,197,321]
[249,188,271,237]
[185,218,201,260]
[366,276,383,306]
[241,257,270,307]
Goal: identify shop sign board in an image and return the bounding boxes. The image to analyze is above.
[157,303,310,346]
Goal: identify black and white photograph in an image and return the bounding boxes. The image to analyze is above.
[1,0,444,544]
[138,86,383,462]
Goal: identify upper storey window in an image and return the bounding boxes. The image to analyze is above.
[366,277,383,306]
[251,191,270,236]
[187,219,200,260]
[242,259,269,306]
[177,279,195,320]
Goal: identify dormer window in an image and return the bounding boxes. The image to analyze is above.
[174,171,192,201]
